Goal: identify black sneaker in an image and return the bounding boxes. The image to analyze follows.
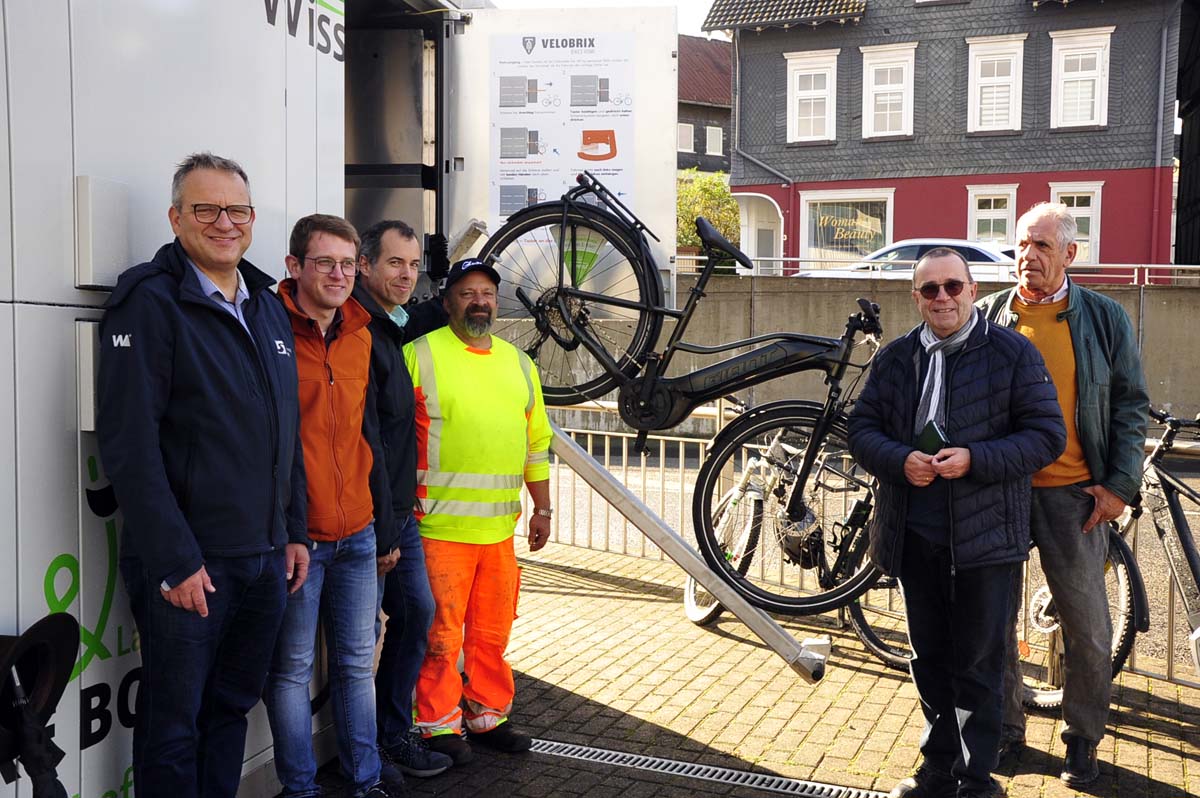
[382,734,453,778]
[1061,737,1099,785]
[888,763,957,798]
[361,780,407,798]
[997,733,1025,766]
[960,779,1006,798]
[469,721,532,753]
[425,732,474,765]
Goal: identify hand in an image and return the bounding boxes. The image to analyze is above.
[527,514,552,552]
[285,543,310,594]
[1082,484,1126,533]
[377,547,401,577]
[904,451,937,487]
[930,447,971,480]
[161,566,215,616]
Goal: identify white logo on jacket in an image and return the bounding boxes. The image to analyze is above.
[275,340,292,356]
[110,334,132,348]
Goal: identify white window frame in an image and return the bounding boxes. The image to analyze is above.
[966,34,1026,133]
[1049,26,1114,129]
[797,187,896,261]
[705,125,723,155]
[1049,180,1104,264]
[677,122,694,153]
[966,184,1019,245]
[859,42,917,139]
[784,49,839,143]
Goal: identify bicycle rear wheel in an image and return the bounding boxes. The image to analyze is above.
[692,401,879,616]
[847,524,1139,694]
[478,203,662,405]
[1018,524,1138,709]
[684,489,762,626]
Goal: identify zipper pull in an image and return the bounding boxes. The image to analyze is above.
[325,362,334,385]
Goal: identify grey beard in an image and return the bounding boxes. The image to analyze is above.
[464,314,493,337]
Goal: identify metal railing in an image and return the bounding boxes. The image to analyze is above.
[675,253,1200,285]
[525,403,1200,690]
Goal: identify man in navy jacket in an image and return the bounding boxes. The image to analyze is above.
[352,220,452,779]
[97,153,308,798]
[848,249,1065,798]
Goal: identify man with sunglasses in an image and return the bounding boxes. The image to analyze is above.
[266,214,403,798]
[979,203,1149,785]
[97,153,307,797]
[849,248,1065,798]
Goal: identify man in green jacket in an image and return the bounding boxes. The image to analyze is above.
[977,202,1148,786]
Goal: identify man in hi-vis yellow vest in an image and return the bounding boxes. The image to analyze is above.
[405,258,553,765]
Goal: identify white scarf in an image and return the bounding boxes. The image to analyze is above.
[914,307,979,437]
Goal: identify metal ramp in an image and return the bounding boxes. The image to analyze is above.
[549,422,829,683]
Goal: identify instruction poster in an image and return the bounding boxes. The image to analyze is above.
[489,32,635,225]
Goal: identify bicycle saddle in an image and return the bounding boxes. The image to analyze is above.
[695,216,755,272]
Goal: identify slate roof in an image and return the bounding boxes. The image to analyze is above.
[702,0,867,32]
[678,35,732,107]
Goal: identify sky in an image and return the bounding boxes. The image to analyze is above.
[485,0,720,38]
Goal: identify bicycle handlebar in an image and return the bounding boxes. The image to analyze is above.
[1149,406,1200,428]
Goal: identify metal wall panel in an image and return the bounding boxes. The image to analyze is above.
[345,30,425,166]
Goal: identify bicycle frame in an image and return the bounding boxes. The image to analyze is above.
[1134,413,1200,674]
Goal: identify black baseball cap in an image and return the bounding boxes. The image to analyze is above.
[444,258,501,291]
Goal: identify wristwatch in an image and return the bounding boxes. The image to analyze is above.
[534,506,554,519]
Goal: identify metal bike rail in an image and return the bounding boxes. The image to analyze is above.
[549,421,829,683]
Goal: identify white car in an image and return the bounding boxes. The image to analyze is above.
[794,238,1017,281]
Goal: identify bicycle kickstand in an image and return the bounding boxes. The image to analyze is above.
[633,430,651,458]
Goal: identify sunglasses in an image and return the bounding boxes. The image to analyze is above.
[916,279,967,300]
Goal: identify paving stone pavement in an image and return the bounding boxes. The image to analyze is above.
[373,541,1199,797]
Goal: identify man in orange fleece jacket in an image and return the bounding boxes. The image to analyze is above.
[264,214,401,798]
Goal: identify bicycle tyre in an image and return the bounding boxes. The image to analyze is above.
[477,203,662,405]
[692,401,880,616]
[846,566,910,672]
[684,489,762,626]
[847,524,1139,696]
[1020,524,1137,709]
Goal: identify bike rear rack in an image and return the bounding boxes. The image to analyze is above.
[549,422,829,683]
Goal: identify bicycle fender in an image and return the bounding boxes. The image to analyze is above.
[705,400,827,455]
[1110,527,1151,633]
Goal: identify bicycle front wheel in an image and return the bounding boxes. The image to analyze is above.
[478,203,662,404]
[692,401,879,616]
[847,570,910,671]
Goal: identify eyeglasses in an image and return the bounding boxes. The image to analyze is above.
[916,279,967,300]
[190,204,254,224]
[304,257,358,276]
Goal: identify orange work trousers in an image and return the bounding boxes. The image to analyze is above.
[415,537,520,736]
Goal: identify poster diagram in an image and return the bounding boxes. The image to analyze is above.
[489,33,635,226]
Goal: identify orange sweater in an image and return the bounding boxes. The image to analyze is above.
[1014,297,1092,487]
[279,280,375,540]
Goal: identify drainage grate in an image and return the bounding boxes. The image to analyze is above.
[530,739,889,797]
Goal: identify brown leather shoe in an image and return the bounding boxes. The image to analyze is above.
[1061,737,1099,785]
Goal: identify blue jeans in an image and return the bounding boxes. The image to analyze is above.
[901,533,1016,794]
[120,550,287,798]
[375,514,436,746]
[266,525,381,798]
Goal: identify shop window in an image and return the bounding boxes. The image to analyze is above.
[798,188,895,266]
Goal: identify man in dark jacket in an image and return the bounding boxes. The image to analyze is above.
[978,203,1149,785]
[97,153,308,798]
[848,249,1065,798]
[353,220,452,777]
